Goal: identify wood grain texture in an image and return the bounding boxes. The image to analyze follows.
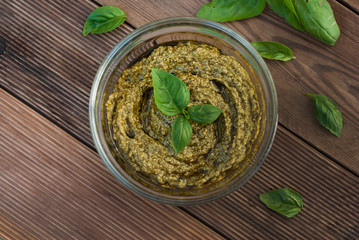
[1,0,357,172]
[2,89,357,240]
[0,35,6,56]
[339,0,359,13]
[184,126,359,240]
[96,0,359,173]
[1,1,358,240]
[0,0,133,147]
[0,88,224,240]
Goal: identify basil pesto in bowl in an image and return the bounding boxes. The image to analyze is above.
[89,17,278,205]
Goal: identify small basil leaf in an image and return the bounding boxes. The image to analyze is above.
[266,0,304,31]
[152,68,190,116]
[251,41,295,61]
[196,0,266,22]
[260,188,303,218]
[172,115,192,153]
[306,93,343,137]
[83,6,127,36]
[188,104,222,124]
[294,0,340,45]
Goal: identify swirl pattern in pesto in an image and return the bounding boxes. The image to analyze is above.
[106,42,261,188]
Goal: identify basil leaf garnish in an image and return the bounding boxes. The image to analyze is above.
[172,115,193,153]
[196,0,266,22]
[152,68,190,116]
[83,6,127,36]
[152,69,222,153]
[267,0,340,45]
[188,104,222,124]
[260,188,303,218]
[251,41,295,61]
[306,93,343,137]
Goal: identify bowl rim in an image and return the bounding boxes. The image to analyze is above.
[89,16,278,205]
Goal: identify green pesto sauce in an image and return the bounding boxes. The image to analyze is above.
[107,41,261,188]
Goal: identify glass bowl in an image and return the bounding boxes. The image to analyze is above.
[89,17,278,205]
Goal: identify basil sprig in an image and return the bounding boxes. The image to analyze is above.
[196,0,266,22]
[251,41,295,61]
[260,188,303,218]
[152,68,222,153]
[306,93,343,137]
[83,6,127,36]
[196,0,340,45]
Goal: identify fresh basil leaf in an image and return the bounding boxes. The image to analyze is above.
[188,104,222,124]
[251,41,295,61]
[260,188,303,218]
[196,0,266,22]
[152,68,190,116]
[172,115,192,153]
[83,6,127,36]
[267,0,340,45]
[266,0,303,31]
[306,93,343,137]
[294,0,340,45]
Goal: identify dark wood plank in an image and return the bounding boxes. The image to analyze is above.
[0,88,224,240]
[184,126,359,240]
[340,0,359,13]
[96,0,359,173]
[0,35,6,56]
[0,0,134,147]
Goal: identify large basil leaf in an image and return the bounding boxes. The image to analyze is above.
[152,68,190,116]
[294,0,340,45]
[196,0,266,22]
[172,115,193,153]
[267,0,340,45]
[260,188,303,218]
[188,104,222,124]
[251,41,295,61]
[306,93,343,137]
[266,0,303,31]
[83,6,127,36]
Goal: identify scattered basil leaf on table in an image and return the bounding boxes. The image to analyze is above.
[251,41,295,61]
[151,68,222,153]
[152,68,190,116]
[295,0,340,45]
[196,0,266,22]
[171,115,193,153]
[266,0,303,31]
[83,6,127,36]
[306,93,343,137]
[260,188,303,218]
[267,0,340,45]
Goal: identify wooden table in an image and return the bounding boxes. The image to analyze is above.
[1,1,358,239]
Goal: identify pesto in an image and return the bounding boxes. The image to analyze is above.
[106,42,262,188]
